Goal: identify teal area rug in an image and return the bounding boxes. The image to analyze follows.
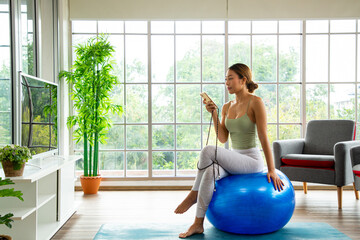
[93,222,351,240]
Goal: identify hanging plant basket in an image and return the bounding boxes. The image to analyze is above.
[80,175,102,194]
[1,160,25,177]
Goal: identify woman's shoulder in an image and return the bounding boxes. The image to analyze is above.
[250,95,263,104]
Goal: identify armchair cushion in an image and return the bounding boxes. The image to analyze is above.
[282,154,334,168]
[353,164,360,177]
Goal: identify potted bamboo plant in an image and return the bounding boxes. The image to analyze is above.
[0,145,31,177]
[60,35,123,194]
[0,177,24,240]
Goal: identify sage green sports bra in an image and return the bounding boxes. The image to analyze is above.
[225,96,256,150]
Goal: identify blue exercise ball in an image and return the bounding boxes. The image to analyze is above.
[206,169,295,234]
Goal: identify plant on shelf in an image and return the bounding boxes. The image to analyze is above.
[0,177,24,240]
[0,145,32,177]
[59,35,123,194]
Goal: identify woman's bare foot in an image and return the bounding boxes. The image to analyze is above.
[174,191,198,214]
[179,217,204,238]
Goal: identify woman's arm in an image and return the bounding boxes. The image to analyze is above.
[204,100,230,144]
[253,97,284,191]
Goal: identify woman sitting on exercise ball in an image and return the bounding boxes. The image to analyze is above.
[174,63,285,238]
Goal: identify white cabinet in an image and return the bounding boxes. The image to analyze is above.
[0,155,81,240]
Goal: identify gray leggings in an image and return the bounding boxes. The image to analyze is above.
[192,145,264,218]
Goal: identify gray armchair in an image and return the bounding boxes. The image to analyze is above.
[273,120,360,209]
[350,146,360,198]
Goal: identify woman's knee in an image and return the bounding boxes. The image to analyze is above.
[199,145,216,167]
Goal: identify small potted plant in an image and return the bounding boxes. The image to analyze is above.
[0,145,32,177]
[0,177,24,240]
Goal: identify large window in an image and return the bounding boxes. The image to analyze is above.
[71,20,360,179]
[0,1,11,145]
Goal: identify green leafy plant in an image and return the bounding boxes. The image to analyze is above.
[59,35,123,177]
[0,145,31,170]
[0,178,24,228]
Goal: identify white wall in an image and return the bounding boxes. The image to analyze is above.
[69,0,360,20]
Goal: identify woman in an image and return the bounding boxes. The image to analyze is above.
[174,63,284,238]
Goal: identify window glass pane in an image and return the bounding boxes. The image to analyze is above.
[306,20,328,33]
[152,125,174,149]
[359,36,360,82]
[306,84,328,120]
[152,84,174,123]
[358,85,360,122]
[21,0,36,75]
[109,84,124,123]
[99,152,124,177]
[176,84,201,123]
[256,84,276,123]
[126,84,148,123]
[100,125,124,150]
[306,35,328,82]
[356,124,360,140]
[252,21,277,34]
[279,36,300,82]
[151,21,174,33]
[125,35,147,83]
[175,21,201,34]
[202,21,224,34]
[279,20,301,33]
[0,0,11,145]
[176,35,200,82]
[0,113,11,146]
[0,13,9,45]
[253,36,277,82]
[330,84,355,120]
[228,21,251,34]
[202,36,224,82]
[279,125,301,140]
[125,21,147,33]
[0,2,8,11]
[152,35,174,82]
[279,84,300,123]
[126,125,148,149]
[176,125,201,149]
[108,35,124,83]
[152,151,174,176]
[228,36,250,67]
[330,35,356,82]
[98,21,124,33]
[202,84,225,120]
[126,151,148,177]
[330,20,356,33]
[72,20,97,33]
[176,151,199,176]
[0,47,11,79]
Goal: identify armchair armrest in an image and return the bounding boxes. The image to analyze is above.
[334,140,360,186]
[273,139,305,169]
[350,145,360,167]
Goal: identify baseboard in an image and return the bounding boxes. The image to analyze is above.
[75,180,357,191]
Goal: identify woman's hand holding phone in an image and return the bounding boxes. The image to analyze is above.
[200,92,218,113]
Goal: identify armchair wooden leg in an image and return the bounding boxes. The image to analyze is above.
[337,186,343,210]
[303,182,307,194]
[354,183,359,200]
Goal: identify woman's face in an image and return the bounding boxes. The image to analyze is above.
[225,69,245,94]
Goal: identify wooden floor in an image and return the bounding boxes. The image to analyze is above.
[52,190,360,240]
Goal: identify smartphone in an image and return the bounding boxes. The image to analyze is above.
[200,92,218,109]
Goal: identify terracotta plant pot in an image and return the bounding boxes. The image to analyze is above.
[1,160,25,177]
[0,235,12,240]
[80,175,102,194]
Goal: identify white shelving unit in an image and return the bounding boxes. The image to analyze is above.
[0,155,81,240]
